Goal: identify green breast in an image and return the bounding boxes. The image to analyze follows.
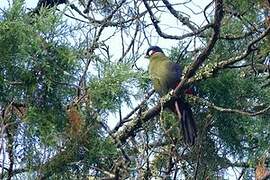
[148,55,171,95]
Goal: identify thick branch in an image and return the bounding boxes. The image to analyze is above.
[114,103,161,143]
[188,25,270,84]
[111,90,154,134]
[175,0,224,95]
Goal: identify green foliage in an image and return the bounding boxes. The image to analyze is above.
[0,1,79,172]
[169,43,193,66]
[160,111,181,139]
[1,0,270,179]
[198,67,270,162]
[89,61,142,112]
[152,152,169,175]
[26,106,66,145]
[224,0,258,20]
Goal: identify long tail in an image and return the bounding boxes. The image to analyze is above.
[173,98,197,145]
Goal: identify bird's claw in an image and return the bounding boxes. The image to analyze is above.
[169,89,175,96]
[160,97,166,105]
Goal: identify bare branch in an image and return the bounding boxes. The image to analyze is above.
[193,96,270,117]
[69,0,147,27]
[161,0,198,32]
[118,22,140,62]
[142,0,213,40]
[83,0,93,14]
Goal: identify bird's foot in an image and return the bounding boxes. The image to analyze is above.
[160,96,167,105]
[169,89,175,96]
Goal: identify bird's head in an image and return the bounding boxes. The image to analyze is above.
[145,46,164,58]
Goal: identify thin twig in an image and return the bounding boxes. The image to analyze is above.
[111,89,154,134]
[142,0,213,40]
[193,96,270,116]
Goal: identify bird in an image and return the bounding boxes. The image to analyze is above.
[145,46,197,145]
[32,0,67,15]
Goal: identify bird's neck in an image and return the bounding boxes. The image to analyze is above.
[151,52,164,58]
[149,53,167,62]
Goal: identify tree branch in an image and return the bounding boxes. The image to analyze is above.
[142,0,213,40]
[161,0,198,32]
[118,22,140,63]
[174,0,224,95]
[188,25,270,85]
[69,0,147,27]
[111,90,154,134]
[193,96,270,116]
